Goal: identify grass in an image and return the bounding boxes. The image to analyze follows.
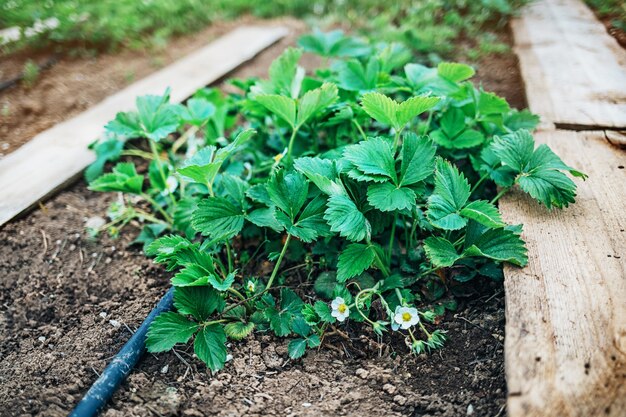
[2,0,528,60]
[586,0,626,32]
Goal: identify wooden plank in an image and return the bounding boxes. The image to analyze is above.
[512,0,626,129]
[501,129,626,417]
[0,25,288,226]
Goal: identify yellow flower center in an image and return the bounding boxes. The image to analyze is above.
[338,304,347,314]
[402,312,412,322]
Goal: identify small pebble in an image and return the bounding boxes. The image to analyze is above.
[355,368,369,379]
[109,320,121,328]
[393,395,407,405]
[302,402,312,408]
[38,336,46,342]
[161,365,169,374]
[99,312,107,319]
[383,383,396,395]
[226,354,233,362]
[467,404,474,415]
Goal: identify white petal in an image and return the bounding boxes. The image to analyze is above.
[331,297,344,310]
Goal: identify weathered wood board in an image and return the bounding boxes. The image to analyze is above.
[501,130,626,417]
[511,0,626,129]
[0,25,288,227]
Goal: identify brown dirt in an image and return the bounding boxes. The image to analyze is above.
[0,23,525,417]
[0,16,307,157]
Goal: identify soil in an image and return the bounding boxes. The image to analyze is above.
[0,21,525,417]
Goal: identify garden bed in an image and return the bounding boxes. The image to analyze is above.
[0,24,526,417]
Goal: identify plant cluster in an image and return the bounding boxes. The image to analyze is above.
[87,31,584,371]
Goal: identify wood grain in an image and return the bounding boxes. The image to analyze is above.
[501,130,626,417]
[511,0,626,129]
[0,25,288,227]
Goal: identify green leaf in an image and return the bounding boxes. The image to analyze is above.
[324,194,371,242]
[437,62,475,82]
[194,324,228,372]
[491,130,534,172]
[427,159,471,230]
[296,83,338,128]
[400,132,436,186]
[255,94,296,128]
[314,300,335,323]
[337,243,376,282]
[208,272,236,292]
[174,286,222,321]
[424,237,461,267]
[298,30,371,58]
[146,312,198,352]
[314,272,337,299]
[246,208,283,232]
[179,98,215,126]
[367,183,416,212]
[396,95,441,128]
[177,146,220,185]
[88,162,144,194]
[85,139,124,182]
[343,137,396,182]
[267,170,309,220]
[361,92,439,131]
[192,197,244,240]
[463,228,528,266]
[146,235,194,268]
[224,322,255,341]
[336,57,379,91]
[171,264,211,287]
[288,338,308,359]
[294,157,345,196]
[291,316,311,337]
[460,200,504,228]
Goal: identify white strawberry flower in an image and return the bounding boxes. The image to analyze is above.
[246,280,256,293]
[393,306,420,330]
[331,297,350,322]
[161,176,178,195]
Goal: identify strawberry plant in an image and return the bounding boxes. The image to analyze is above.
[87,31,585,371]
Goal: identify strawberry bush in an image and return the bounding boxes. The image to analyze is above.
[87,31,585,371]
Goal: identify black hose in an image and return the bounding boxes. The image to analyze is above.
[68,286,175,417]
[0,55,59,93]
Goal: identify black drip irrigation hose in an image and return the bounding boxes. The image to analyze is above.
[68,286,174,417]
[0,55,59,93]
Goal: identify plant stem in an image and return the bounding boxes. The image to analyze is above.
[490,186,511,205]
[352,119,367,141]
[121,149,155,160]
[141,193,173,223]
[388,212,398,259]
[369,241,390,277]
[394,288,404,305]
[470,172,489,195]
[392,129,402,152]
[285,128,299,165]
[149,140,177,208]
[225,242,234,272]
[265,234,291,290]
[418,321,432,338]
[172,124,201,154]
[421,110,434,135]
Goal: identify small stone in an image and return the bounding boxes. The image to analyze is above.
[99,312,107,319]
[38,336,46,342]
[85,216,106,230]
[161,365,169,374]
[393,395,407,405]
[109,320,121,328]
[183,410,204,417]
[355,368,369,379]
[302,402,312,408]
[467,404,474,415]
[226,354,233,362]
[383,383,396,395]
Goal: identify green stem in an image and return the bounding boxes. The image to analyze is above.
[421,110,434,135]
[354,288,377,326]
[392,129,403,152]
[388,212,398,259]
[134,208,172,228]
[418,321,432,338]
[149,140,177,208]
[368,240,390,277]
[352,119,367,141]
[285,128,299,165]
[226,242,234,272]
[470,172,489,195]
[394,288,404,306]
[490,186,511,205]
[141,193,173,224]
[121,149,155,160]
[265,234,291,290]
[202,319,227,327]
